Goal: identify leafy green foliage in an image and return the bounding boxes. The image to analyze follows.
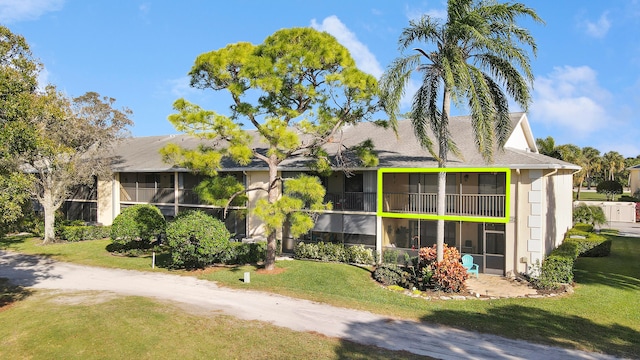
[110,204,166,248]
[372,264,414,288]
[254,175,331,237]
[226,242,266,264]
[534,225,612,289]
[165,210,231,269]
[0,172,33,236]
[573,203,607,226]
[194,175,247,207]
[346,245,375,265]
[0,26,40,233]
[419,244,468,292]
[60,225,111,242]
[596,180,623,200]
[293,242,374,265]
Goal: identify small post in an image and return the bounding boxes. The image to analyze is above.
[244,271,250,283]
[152,251,156,269]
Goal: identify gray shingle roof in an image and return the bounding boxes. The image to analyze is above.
[110,113,579,173]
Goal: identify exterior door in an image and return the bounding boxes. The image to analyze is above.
[484,229,505,275]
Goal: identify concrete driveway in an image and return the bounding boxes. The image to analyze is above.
[0,250,618,360]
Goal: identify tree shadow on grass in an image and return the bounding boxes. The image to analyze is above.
[333,305,638,359]
[0,233,32,250]
[0,277,32,309]
[420,304,638,359]
[572,235,640,291]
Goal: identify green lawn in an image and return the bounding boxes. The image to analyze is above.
[0,290,426,360]
[573,190,632,201]
[1,233,639,358]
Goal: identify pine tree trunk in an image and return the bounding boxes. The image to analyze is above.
[264,157,280,271]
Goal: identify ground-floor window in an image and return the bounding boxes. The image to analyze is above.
[61,200,97,223]
[283,213,377,252]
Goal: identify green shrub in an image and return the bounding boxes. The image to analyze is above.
[538,255,574,288]
[294,242,319,260]
[573,203,606,226]
[596,180,623,201]
[227,242,267,264]
[346,245,374,265]
[110,204,165,249]
[535,225,613,289]
[382,249,400,264]
[372,264,414,288]
[573,223,594,233]
[165,210,231,269]
[61,225,111,241]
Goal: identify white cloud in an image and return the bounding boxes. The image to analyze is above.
[310,15,383,79]
[0,0,64,23]
[531,65,611,137]
[405,3,447,22]
[165,76,198,98]
[581,12,611,38]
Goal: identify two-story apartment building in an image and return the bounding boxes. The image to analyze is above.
[64,113,579,276]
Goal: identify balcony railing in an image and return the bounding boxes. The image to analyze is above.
[324,192,376,212]
[383,192,506,218]
[120,187,175,204]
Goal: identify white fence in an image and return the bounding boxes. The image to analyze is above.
[574,201,636,223]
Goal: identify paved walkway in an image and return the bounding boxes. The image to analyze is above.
[0,250,618,360]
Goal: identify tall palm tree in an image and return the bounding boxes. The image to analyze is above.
[582,146,601,189]
[602,151,625,182]
[380,0,542,261]
[536,136,561,159]
[556,144,584,199]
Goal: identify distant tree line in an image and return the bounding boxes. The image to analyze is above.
[535,136,640,199]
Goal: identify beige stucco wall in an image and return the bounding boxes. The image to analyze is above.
[245,171,271,240]
[629,169,640,197]
[97,176,114,226]
[512,169,575,275]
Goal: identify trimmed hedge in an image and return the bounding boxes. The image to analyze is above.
[227,242,267,264]
[60,225,111,242]
[165,210,231,269]
[110,204,166,247]
[537,224,612,289]
[294,242,374,265]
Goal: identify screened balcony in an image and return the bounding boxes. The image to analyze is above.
[380,170,508,219]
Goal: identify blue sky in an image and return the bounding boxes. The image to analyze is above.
[3,0,640,157]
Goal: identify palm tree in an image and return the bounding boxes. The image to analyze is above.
[556,144,584,199]
[582,146,601,189]
[536,136,561,159]
[602,151,625,182]
[380,0,542,261]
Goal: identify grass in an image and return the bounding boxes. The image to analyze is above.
[573,190,632,201]
[0,292,427,360]
[2,233,639,358]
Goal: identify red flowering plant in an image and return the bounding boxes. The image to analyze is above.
[418,244,469,292]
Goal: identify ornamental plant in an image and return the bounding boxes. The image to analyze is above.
[110,204,165,249]
[419,244,469,292]
[165,210,231,269]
